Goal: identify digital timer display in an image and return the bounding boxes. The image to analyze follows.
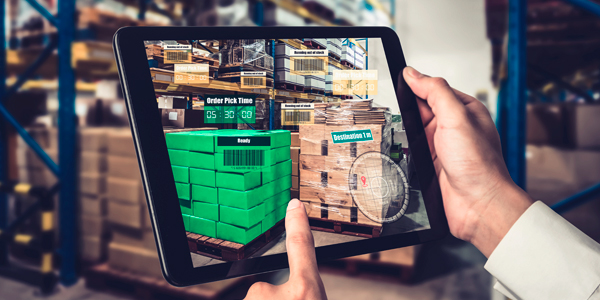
[203,95,256,124]
[204,106,255,124]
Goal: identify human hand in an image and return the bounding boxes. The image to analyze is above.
[403,67,533,257]
[244,199,327,300]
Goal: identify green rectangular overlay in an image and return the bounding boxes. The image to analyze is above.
[331,129,374,144]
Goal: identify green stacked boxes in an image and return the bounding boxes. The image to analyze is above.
[165,130,293,245]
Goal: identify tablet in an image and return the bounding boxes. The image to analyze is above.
[113,26,447,286]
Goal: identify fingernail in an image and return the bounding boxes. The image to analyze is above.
[287,199,301,211]
[406,66,422,78]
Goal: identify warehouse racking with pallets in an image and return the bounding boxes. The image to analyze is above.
[0,0,399,296]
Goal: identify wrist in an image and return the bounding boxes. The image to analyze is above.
[468,181,534,257]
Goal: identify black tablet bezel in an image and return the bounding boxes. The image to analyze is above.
[113,26,448,287]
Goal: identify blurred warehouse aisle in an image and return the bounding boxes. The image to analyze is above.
[0,235,491,300]
[2,0,600,299]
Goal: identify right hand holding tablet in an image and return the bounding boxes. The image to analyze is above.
[403,67,533,257]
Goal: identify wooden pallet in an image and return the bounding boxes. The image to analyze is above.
[219,72,274,88]
[148,54,220,69]
[328,52,341,62]
[323,246,420,282]
[275,82,305,92]
[341,60,355,69]
[219,64,274,74]
[308,217,382,238]
[306,88,326,95]
[303,40,326,49]
[187,219,285,261]
[85,263,247,300]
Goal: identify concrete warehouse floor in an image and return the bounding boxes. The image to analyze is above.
[0,235,491,300]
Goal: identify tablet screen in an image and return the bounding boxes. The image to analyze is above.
[144,38,431,267]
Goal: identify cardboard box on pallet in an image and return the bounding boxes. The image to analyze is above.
[301,200,380,227]
[80,194,108,216]
[298,121,391,228]
[106,129,137,157]
[107,199,152,230]
[112,226,156,251]
[107,155,141,180]
[564,104,600,149]
[79,172,106,195]
[80,151,107,173]
[80,128,108,153]
[108,242,162,279]
[165,129,292,245]
[81,236,109,262]
[81,215,109,237]
[106,177,145,205]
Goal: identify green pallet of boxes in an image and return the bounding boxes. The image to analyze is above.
[165,129,292,245]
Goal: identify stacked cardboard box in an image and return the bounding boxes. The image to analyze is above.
[275,43,305,88]
[165,130,292,245]
[305,75,326,93]
[327,38,342,59]
[326,61,341,95]
[16,127,57,188]
[354,45,365,70]
[79,128,110,262]
[105,129,162,278]
[341,43,355,67]
[334,1,361,25]
[299,122,392,227]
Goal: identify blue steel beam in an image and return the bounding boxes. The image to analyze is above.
[0,104,60,175]
[552,183,600,214]
[0,0,7,265]
[24,0,59,27]
[506,0,528,189]
[562,0,600,18]
[57,0,78,286]
[5,39,58,100]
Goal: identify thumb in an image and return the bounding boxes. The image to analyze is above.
[403,67,467,127]
[285,199,319,279]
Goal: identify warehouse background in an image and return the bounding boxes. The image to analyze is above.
[1,0,599,299]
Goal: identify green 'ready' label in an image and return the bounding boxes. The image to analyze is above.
[331,129,373,144]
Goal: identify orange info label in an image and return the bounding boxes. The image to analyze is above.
[163,44,192,64]
[174,64,209,84]
[332,70,378,96]
[240,71,267,89]
[290,49,328,76]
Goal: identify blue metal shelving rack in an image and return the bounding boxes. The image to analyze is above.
[0,0,78,286]
[500,0,600,214]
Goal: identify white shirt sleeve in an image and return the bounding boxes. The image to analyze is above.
[484,201,600,300]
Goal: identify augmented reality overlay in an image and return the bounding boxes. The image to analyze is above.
[144,38,430,268]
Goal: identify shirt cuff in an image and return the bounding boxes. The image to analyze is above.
[485,201,600,300]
